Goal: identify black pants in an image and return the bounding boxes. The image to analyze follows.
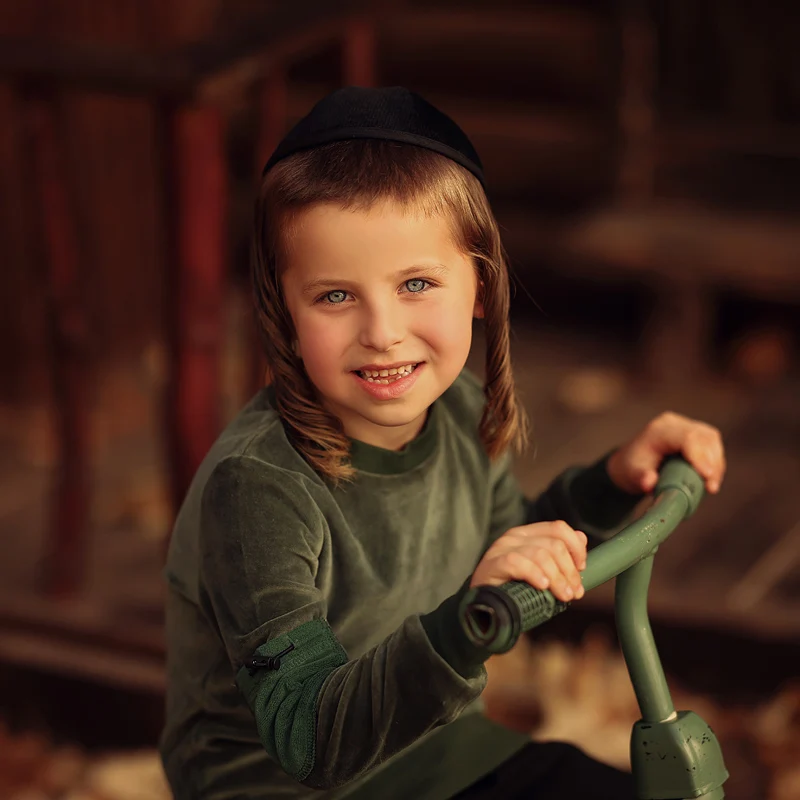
[451,742,635,799]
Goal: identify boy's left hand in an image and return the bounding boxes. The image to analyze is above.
[606,411,726,496]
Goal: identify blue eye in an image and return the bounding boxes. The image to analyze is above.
[405,279,428,293]
[324,290,347,304]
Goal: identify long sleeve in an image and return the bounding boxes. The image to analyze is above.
[487,449,647,547]
[524,450,647,544]
[415,449,650,715]
[199,456,487,792]
[417,449,648,704]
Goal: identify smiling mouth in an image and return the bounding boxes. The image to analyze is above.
[355,363,420,384]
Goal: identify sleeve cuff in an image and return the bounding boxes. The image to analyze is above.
[420,583,493,680]
[565,450,647,540]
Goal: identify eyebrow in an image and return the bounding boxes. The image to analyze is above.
[301,263,450,297]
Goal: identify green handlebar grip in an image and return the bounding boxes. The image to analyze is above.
[459,582,568,654]
[459,456,705,653]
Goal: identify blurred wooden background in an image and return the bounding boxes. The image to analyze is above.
[0,0,797,709]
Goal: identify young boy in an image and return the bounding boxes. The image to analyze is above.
[159,86,726,799]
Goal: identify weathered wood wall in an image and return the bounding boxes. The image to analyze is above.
[1,0,798,405]
[0,0,253,402]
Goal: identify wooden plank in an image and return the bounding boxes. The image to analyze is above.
[0,590,163,658]
[0,37,193,96]
[386,8,604,44]
[555,204,800,300]
[726,520,800,611]
[0,605,154,695]
[376,7,611,104]
[0,630,164,692]
[580,579,800,640]
[183,0,369,83]
[22,89,92,597]
[194,21,351,108]
[658,122,800,161]
[0,0,371,97]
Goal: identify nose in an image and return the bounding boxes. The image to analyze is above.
[358,299,405,352]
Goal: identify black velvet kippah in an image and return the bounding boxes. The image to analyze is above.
[262,86,485,186]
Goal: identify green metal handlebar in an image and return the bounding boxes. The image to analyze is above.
[458,455,729,798]
[459,455,706,654]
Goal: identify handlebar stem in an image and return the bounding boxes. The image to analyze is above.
[615,553,676,723]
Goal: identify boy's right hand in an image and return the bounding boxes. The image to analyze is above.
[470,521,587,602]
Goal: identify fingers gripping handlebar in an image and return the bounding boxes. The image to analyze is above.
[459,456,706,653]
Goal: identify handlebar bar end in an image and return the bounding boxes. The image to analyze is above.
[654,455,706,518]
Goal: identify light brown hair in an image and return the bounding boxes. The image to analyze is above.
[251,139,528,484]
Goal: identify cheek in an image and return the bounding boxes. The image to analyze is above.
[295,312,351,374]
[415,295,475,354]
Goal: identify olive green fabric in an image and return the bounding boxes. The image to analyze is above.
[159,369,644,799]
[236,618,348,782]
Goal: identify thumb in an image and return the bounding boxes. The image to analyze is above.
[626,449,662,493]
[640,468,659,492]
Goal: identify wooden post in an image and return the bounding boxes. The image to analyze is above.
[343,17,377,87]
[23,89,92,597]
[616,0,656,203]
[616,2,712,385]
[642,273,711,385]
[162,105,227,511]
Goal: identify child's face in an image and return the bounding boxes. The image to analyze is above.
[281,200,483,451]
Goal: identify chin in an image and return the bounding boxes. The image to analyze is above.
[364,405,425,427]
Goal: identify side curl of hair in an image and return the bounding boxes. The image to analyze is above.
[251,140,529,484]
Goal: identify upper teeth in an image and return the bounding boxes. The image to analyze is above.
[360,364,416,379]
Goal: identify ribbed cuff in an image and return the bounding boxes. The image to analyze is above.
[420,583,492,680]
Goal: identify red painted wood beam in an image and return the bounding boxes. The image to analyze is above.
[23,90,91,597]
[164,106,227,511]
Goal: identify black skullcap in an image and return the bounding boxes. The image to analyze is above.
[262,86,485,187]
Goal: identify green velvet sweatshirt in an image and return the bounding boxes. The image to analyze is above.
[159,369,644,799]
